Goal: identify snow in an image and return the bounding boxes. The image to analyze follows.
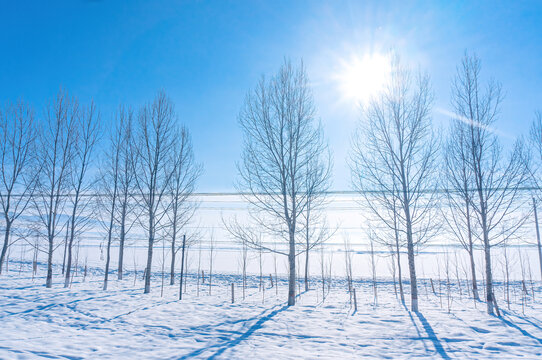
[2,263,542,359]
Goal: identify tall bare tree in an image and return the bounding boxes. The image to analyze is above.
[529,111,542,280]
[443,117,480,300]
[167,127,201,286]
[300,200,332,291]
[133,92,177,294]
[350,58,439,312]
[0,100,37,273]
[299,149,332,291]
[100,107,130,290]
[35,90,78,288]
[232,59,330,306]
[115,108,136,280]
[64,102,99,288]
[450,52,529,315]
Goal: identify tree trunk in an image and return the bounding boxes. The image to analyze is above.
[62,228,68,275]
[46,235,54,288]
[0,220,11,275]
[402,186,418,312]
[482,220,494,315]
[170,216,177,286]
[304,247,309,292]
[144,214,154,294]
[304,211,310,292]
[465,195,480,300]
[64,214,78,288]
[533,197,542,281]
[103,230,113,290]
[64,235,74,288]
[394,225,405,304]
[405,224,418,311]
[118,218,126,280]
[179,235,186,300]
[288,230,296,306]
[468,248,479,300]
[103,192,117,290]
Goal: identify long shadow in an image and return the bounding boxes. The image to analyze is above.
[501,309,542,332]
[415,312,450,359]
[178,304,288,359]
[498,314,542,345]
[403,304,429,353]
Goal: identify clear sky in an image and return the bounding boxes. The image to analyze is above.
[1,0,541,191]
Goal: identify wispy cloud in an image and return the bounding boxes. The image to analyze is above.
[436,107,515,140]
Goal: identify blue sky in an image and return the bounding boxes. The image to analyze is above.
[1,0,541,191]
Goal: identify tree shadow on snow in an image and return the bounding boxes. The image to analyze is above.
[177,304,289,359]
[402,304,450,359]
[498,313,542,345]
[415,312,451,359]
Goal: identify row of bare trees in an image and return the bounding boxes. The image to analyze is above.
[350,52,535,315]
[0,90,201,294]
[1,53,540,314]
[231,53,539,314]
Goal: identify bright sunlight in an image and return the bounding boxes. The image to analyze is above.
[336,52,392,104]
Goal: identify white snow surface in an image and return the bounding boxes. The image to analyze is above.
[2,264,542,359]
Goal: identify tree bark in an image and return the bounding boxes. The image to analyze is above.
[288,230,296,306]
[103,229,113,290]
[482,213,494,315]
[103,188,118,290]
[394,228,405,304]
[64,213,77,288]
[465,197,480,301]
[118,206,127,280]
[304,246,309,292]
[144,213,154,294]
[533,197,542,281]
[0,220,11,275]
[179,234,186,300]
[401,167,418,312]
[46,235,54,288]
[170,210,177,286]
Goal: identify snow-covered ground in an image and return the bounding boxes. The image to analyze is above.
[2,263,542,359]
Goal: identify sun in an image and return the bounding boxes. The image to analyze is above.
[335,52,392,105]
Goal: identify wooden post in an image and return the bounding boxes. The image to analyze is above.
[202,270,205,284]
[270,273,274,288]
[430,278,436,295]
[231,283,235,304]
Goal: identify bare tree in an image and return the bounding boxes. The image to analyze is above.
[343,235,354,305]
[132,92,178,294]
[239,240,248,300]
[64,102,99,288]
[529,111,542,280]
[299,164,332,291]
[443,115,481,300]
[369,231,378,307]
[208,233,214,295]
[35,90,78,288]
[100,107,127,290]
[0,100,37,273]
[167,127,201,286]
[350,58,439,312]
[116,107,137,280]
[450,52,529,315]
[233,59,330,306]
